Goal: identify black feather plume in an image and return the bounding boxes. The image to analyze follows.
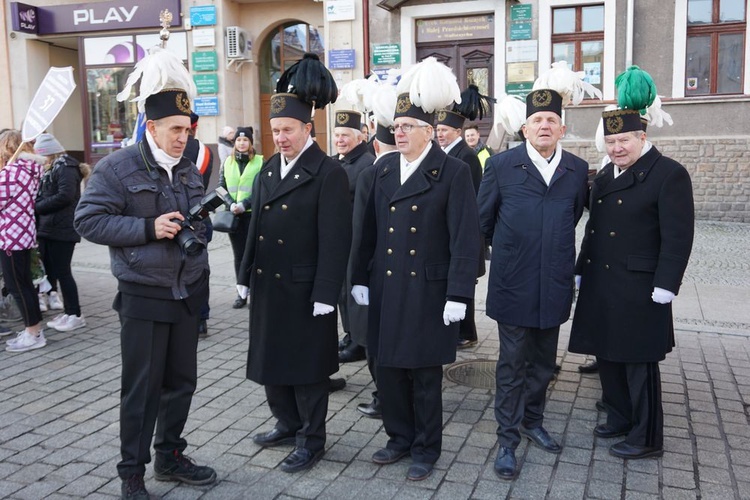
[453,84,496,121]
[275,53,338,109]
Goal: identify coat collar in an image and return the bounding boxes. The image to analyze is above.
[593,146,662,197]
[260,142,326,203]
[337,141,370,164]
[509,142,576,188]
[377,141,446,203]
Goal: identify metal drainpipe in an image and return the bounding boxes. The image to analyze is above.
[625,0,634,67]
[363,0,371,75]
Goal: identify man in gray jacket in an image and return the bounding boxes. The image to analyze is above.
[75,85,216,499]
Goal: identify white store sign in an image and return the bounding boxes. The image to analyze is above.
[192,28,216,47]
[326,0,356,22]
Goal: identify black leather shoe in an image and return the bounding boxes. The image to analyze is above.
[520,425,562,454]
[154,450,217,485]
[372,448,409,464]
[232,296,247,309]
[121,474,149,499]
[554,363,562,373]
[594,424,631,438]
[338,344,366,363]
[494,446,517,480]
[198,320,208,338]
[609,440,663,459]
[338,334,352,351]
[252,429,296,448]
[456,339,477,349]
[578,360,599,373]
[280,447,324,473]
[595,400,607,412]
[357,400,382,419]
[329,377,346,392]
[407,462,433,481]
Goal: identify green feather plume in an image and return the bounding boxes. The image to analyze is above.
[615,65,657,115]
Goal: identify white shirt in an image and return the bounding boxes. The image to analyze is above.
[400,141,433,185]
[526,140,562,186]
[280,136,315,179]
[442,136,463,154]
[145,131,181,181]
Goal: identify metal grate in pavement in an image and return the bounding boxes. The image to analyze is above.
[445,359,496,389]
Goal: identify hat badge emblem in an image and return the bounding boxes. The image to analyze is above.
[532,90,552,108]
[396,95,411,113]
[271,96,286,114]
[437,110,447,121]
[176,92,191,114]
[606,116,624,134]
[336,112,348,125]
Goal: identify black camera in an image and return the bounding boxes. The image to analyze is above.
[173,186,232,256]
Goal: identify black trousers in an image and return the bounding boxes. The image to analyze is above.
[265,380,329,453]
[117,307,199,479]
[458,300,477,342]
[598,359,663,448]
[228,214,251,281]
[0,249,42,327]
[38,238,81,316]
[494,323,559,449]
[366,350,379,404]
[377,365,443,465]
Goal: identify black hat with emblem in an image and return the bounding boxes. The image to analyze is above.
[270,53,338,123]
[394,57,461,125]
[334,110,362,130]
[601,109,643,136]
[525,89,563,118]
[602,66,658,136]
[145,89,193,120]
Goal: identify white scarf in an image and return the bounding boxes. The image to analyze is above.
[280,136,314,179]
[526,140,562,186]
[145,131,181,181]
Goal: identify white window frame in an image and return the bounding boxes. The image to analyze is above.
[672,0,750,97]
[539,0,617,100]
[400,1,506,107]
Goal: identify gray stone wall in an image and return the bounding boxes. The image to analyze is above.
[563,137,750,223]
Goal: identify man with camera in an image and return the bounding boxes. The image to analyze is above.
[75,50,216,499]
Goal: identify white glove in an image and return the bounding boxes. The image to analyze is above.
[351,285,369,305]
[313,302,335,316]
[443,300,467,326]
[575,275,581,289]
[236,284,248,300]
[230,203,245,215]
[652,287,675,304]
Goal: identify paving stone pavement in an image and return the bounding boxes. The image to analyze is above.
[1,217,749,499]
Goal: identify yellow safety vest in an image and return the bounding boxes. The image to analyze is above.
[223,154,263,204]
[477,148,491,170]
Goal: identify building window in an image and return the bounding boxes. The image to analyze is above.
[551,4,604,94]
[686,0,746,95]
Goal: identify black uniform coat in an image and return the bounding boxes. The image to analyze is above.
[352,142,481,368]
[239,141,352,386]
[569,146,694,363]
[477,143,589,329]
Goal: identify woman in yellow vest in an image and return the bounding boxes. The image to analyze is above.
[219,127,264,308]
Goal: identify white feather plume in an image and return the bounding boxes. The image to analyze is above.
[494,94,526,136]
[371,83,398,127]
[595,104,619,153]
[534,61,603,107]
[339,78,377,113]
[643,95,673,128]
[116,46,196,112]
[397,57,461,113]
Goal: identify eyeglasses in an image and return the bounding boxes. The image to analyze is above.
[389,123,429,134]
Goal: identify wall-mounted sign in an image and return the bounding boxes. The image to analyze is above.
[190,5,216,26]
[372,44,400,66]
[328,49,356,70]
[194,96,219,116]
[510,22,532,40]
[505,82,533,98]
[193,28,215,47]
[511,4,533,22]
[37,0,181,35]
[506,40,538,63]
[10,2,38,34]
[194,74,218,94]
[326,0,356,22]
[192,51,218,71]
[507,62,536,83]
[416,15,494,43]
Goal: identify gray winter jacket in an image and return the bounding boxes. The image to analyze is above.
[74,140,209,300]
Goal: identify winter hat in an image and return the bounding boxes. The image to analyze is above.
[34,133,65,155]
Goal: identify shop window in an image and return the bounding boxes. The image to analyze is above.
[685,0,746,95]
[551,4,604,94]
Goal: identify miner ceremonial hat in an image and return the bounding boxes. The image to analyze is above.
[528,61,603,118]
[438,84,495,129]
[270,53,338,123]
[395,57,461,125]
[334,110,362,130]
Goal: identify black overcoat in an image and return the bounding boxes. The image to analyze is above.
[352,143,481,368]
[333,141,376,203]
[569,146,694,362]
[477,143,589,329]
[239,142,352,385]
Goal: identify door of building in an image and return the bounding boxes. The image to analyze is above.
[259,23,328,157]
[416,41,494,144]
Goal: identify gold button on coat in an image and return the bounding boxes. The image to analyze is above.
[278,239,284,245]
[386,270,392,276]
[389,227,394,233]
[259,235,264,241]
[411,205,418,211]
[274,273,281,279]
[609,232,616,237]
[605,265,610,269]
[390,206,396,212]
[597,199,602,204]
[410,271,417,277]
[409,250,416,256]
[387,249,393,255]
[617,199,623,205]
[257,269,263,274]
[264,205,270,210]
[410,227,417,233]
[281,204,288,210]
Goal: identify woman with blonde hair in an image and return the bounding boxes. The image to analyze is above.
[0,129,46,352]
[34,133,90,332]
[219,126,263,308]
